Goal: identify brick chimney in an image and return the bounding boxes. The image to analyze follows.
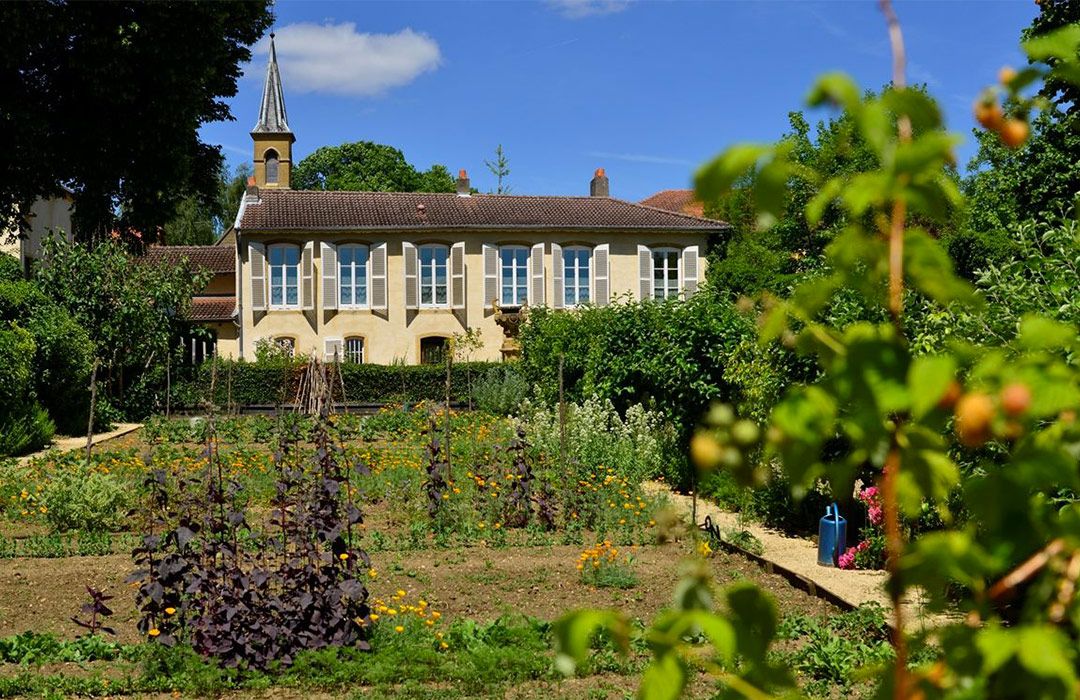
[457,169,471,197]
[589,168,609,197]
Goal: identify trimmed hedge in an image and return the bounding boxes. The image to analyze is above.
[171,360,503,408]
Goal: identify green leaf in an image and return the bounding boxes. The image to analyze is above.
[639,653,686,700]
[904,227,977,306]
[882,87,943,133]
[553,609,629,676]
[908,354,956,419]
[725,582,777,663]
[1015,315,1077,351]
[805,176,845,228]
[807,72,861,111]
[1016,626,1076,684]
[1024,24,1080,64]
[695,144,772,202]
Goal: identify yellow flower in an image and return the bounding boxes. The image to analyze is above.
[339,553,349,560]
[431,611,441,620]
[440,641,449,649]
[165,607,176,616]
[148,628,161,637]
[397,589,406,598]
[394,625,405,633]
[370,614,380,621]
[368,568,378,578]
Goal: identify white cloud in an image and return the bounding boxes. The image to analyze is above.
[548,0,630,19]
[588,151,694,167]
[255,23,441,97]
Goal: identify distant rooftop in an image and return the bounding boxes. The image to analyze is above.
[237,189,728,232]
[639,189,705,218]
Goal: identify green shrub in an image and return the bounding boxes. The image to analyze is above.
[0,254,21,283]
[0,404,54,457]
[472,365,529,415]
[0,326,55,455]
[41,466,130,533]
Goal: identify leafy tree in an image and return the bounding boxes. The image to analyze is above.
[485,144,512,194]
[33,237,210,418]
[0,1,273,242]
[292,142,456,193]
[162,163,252,245]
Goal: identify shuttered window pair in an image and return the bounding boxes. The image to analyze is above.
[322,337,364,363]
[251,242,313,310]
[551,244,609,308]
[321,242,387,311]
[402,242,465,310]
[636,245,699,301]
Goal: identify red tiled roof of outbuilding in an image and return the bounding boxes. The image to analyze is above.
[145,245,234,274]
[639,189,706,218]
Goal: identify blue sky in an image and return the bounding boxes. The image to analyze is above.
[200,0,1040,203]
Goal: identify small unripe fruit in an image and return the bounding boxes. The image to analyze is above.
[731,420,760,447]
[974,99,1004,130]
[1003,420,1024,441]
[999,66,1018,86]
[707,404,735,428]
[937,380,963,410]
[690,433,723,471]
[720,446,743,470]
[1000,382,1032,417]
[1060,410,1077,425]
[999,119,1029,149]
[955,392,995,447]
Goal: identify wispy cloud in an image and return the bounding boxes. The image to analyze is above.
[588,151,694,167]
[548,0,630,20]
[253,22,441,97]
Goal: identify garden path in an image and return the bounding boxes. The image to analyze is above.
[644,481,948,632]
[16,423,142,465]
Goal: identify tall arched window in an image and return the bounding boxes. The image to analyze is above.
[265,149,279,184]
[418,244,449,307]
[268,243,300,308]
[499,245,529,306]
[338,244,370,307]
[562,246,591,306]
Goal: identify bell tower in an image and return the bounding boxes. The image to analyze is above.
[251,33,294,189]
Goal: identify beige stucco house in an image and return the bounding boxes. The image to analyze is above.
[1,191,76,272]
[213,35,728,364]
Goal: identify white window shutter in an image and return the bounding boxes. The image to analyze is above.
[324,338,343,363]
[483,243,498,309]
[249,242,266,311]
[551,243,564,309]
[530,242,545,306]
[638,245,653,301]
[682,245,699,296]
[301,241,314,310]
[321,242,337,310]
[403,242,418,310]
[594,244,610,307]
[450,242,465,310]
[370,242,387,310]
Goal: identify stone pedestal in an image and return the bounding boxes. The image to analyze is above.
[494,305,525,361]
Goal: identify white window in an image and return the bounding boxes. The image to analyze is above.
[419,244,449,307]
[500,246,529,306]
[563,246,591,306]
[652,248,680,301]
[338,244,369,307]
[268,244,300,308]
[344,337,364,364]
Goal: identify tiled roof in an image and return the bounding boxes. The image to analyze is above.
[237,190,728,232]
[145,245,235,274]
[190,296,236,321]
[640,189,706,218]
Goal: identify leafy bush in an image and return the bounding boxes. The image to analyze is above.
[41,466,130,533]
[0,326,54,455]
[521,397,678,485]
[472,365,529,415]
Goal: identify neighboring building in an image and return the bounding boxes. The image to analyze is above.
[226,35,727,364]
[145,245,238,361]
[640,189,705,218]
[0,191,76,271]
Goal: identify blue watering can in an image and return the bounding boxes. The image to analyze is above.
[817,503,847,567]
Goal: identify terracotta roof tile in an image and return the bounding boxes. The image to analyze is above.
[238,190,727,232]
[639,190,706,218]
[145,245,234,274]
[189,296,236,321]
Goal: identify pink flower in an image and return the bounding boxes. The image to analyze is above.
[868,505,883,526]
[858,486,879,504]
[839,539,872,570]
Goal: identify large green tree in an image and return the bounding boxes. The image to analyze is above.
[0,1,272,242]
[293,142,456,193]
[162,163,252,245]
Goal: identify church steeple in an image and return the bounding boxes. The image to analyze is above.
[251,33,294,189]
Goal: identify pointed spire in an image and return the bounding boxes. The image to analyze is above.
[253,33,291,134]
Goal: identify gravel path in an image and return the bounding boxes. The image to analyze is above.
[643,481,946,632]
[16,423,142,465]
